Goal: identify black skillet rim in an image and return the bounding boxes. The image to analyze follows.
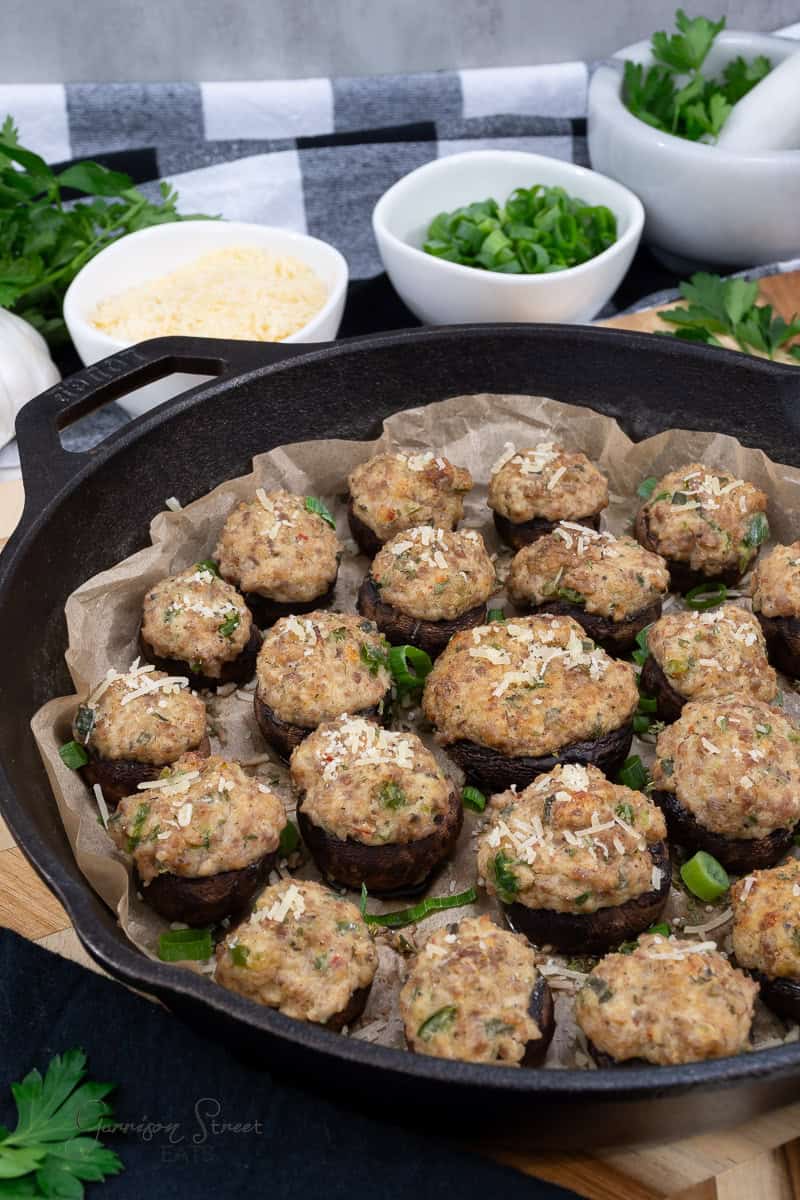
[3,322,800,1103]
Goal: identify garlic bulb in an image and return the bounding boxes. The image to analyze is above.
[0,308,61,449]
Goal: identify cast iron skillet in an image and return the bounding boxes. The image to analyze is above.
[4,325,800,1148]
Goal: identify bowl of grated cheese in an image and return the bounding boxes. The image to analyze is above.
[64,220,348,417]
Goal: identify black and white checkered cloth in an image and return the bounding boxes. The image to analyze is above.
[0,64,593,280]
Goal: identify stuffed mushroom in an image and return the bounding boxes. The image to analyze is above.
[422,614,638,793]
[751,542,800,677]
[347,450,473,556]
[74,660,209,808]
[214,488,342,627]
[651,694,800,873]
[731,860,800,1022]
[215,878,378,1029]
[576,933,757,1067]
[476,763,670,953]
[254,612,392,759]
[140,562,259,691]
[108,752,285,926]
[641,604,776,724]
[635,463,768,591]
[399,915,554,1066]
[488,442,609,551]
[357,525,496,656]
[507,523,669,655]
[291,715,462,894]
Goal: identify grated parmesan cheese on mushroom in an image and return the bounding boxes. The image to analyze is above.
[347,451,473,544]
[368,525,495,622]
[488,443,608,525]
[646,604,776,702]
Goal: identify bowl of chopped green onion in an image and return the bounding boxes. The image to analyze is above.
[588,16,800,269]
[372,149,644,325]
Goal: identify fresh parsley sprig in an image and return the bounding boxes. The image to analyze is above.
[623,10,771,143]
[0,115,208,346]
[0,1049,123,1197]
[661,273,800,361]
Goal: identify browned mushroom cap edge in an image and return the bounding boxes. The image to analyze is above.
[639,654,686,724]
[522,976,556,1067]
[493,511,601,552]
[357,576,486,657]
[347,500,386,558]
[652,789,795,873]
[634,507,749,593]
[136,848,279,927]
[80,733,212,810]
[503,842,671,956]
[242,579,338,630]
[139,624,262,693]
[441,722,634,794]
[524,597,663,658]
[326,982,374,1032]
[756,613,800,679]
[253,691,391,762]
[296,785,463,897]
[746,968,800,1024]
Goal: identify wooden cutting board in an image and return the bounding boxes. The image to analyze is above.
[3,277,800,1198]
[600,268,800,345]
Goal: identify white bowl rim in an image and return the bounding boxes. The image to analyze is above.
[371,148,645,287]
[591,30,800,165]
[63,219,349,353]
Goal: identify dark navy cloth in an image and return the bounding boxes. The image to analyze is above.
[0,929,577,1199]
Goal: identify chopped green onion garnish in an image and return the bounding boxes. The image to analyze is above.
[616,755,649,792]
[279,820,300,855]
[305,496,336,529]
[158,927,213,962]
[637,476,658,500]
[638,695,657,713]
[74,704,95,743]
[487,608,506,623]
[744,512,769,548]
[685,581,728,611]
[647,921,671,937]
[218,609,240,638]
[417,1005,458,1041]
[462,785,487,812]
[556,586,585,606]
[195,559,219,576]
[632,624,651,667]
[388,644,433,692]
[680,851,729,902]
[423,185,617,275]
[359,884,477,929]
[59,740,88,769]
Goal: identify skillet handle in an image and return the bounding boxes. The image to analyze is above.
[14,336,321,519]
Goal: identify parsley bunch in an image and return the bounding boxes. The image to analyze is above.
[0,1048,123,1197]
[661,273,800,361]
[623,10,771,142]
[0,115,206,346]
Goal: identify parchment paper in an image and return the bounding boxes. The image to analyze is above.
[32,392,800,1062]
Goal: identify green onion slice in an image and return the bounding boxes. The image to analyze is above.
[59,741,88,769]
[417,1005,458,1041]
[462,785,487,812]
[195,559,219,576]
[616,755,649,792]
[637,476,658,500]
[388,644,433,692]
[486,608,506,623]
[685,581,728,611]
[638,694,657,713]
[680,851,729,902]
[647,921,671,937]
[158,927,213,962]
[359,883,477,929]
[632,624,651,667]
[218,609,240,638]
[279,820,300,855]
[305,496,336,528]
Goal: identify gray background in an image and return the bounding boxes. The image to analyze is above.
[3,0,798,82]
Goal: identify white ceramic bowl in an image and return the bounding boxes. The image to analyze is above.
[372,150,644,326]
[588,32,800,269]
[64,221,348,418]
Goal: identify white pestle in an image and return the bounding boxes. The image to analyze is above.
[716,51,800,152]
